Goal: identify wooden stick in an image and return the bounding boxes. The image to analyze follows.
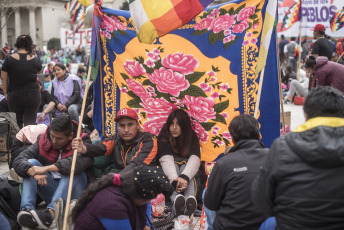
[62,65,92,230]
[254,67,265,119]
[296,20,302,81]
[278,53,286,135]
[337,52,344,63]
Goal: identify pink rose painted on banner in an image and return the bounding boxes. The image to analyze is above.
[213,8,220,16]
[253,23,259,29]
[207,71,216,76]
[134,108,140,114]
[145,59,155,68]
[211,77,217,82]
[232,19,249,33]
[204,86,212,93]
[251,38,257,44]
[243,40,250,46]
[220,83,229,91]
[223,37,230,43]
[126,79,150,99]
[224,29,232,36]
[221,112,229,119]
[210,14,236,34]
[149,92,157,97]
[211,92,220,98]
[212,126,220,131]
[229,34,236,41]
[192,120,209,143]
[215,140,224,145]
[153,48,160,55]
[195,17,214,30]
[147,52,160,62]
[212,130,218,135]
[142,117,168,136]
[147,67,190,97]
[237,6,256,21]
[162,53,199,75]
[223,131,232,140]
[141,97,178,119]
[147,86,155,92]
[183,95,216,122]
[246,32,253,38]
[177,99,184,107]
[120,87,128,93]
[170,97,177,102]
[199,83,209,90]
[123,60,146,77]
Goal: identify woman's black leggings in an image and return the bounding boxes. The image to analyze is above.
[8,89,41,129]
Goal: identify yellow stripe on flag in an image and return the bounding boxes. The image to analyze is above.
[137,20,159,44]
[78,0,91,7]
[141,0,174,20]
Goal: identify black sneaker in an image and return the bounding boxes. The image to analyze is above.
[185,196,197,217]
[30,209,53,229]
[173,194,185,217]
[17,210,39,229]
[54,198,64,230]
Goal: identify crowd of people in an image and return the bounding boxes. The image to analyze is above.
[0,25,342,230]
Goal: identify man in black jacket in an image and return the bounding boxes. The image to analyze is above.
[252,86,344,230]
[204,114,268,230]
[12,115,93,230]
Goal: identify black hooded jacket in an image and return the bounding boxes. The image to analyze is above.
[252,117,344,230]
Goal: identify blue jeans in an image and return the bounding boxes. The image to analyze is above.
[21,159,87,211]
[202,189,216,230]
[0,213,11,230]
[68,104,81,123]
[260,217,276,230]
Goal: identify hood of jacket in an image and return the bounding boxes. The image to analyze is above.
[314,56,329,70]
[285,117,344,168]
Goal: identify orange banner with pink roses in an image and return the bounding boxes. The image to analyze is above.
[93,0,280,161]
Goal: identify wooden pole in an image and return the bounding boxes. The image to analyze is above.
[254,68,265,119]
[62,65,92,230]
[278,53,286,135]
[337,52,344,63]
[296,20,302,81]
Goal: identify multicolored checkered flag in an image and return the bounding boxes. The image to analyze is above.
[281,0,302,31]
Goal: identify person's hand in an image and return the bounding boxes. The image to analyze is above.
[37,112,45,122]
[5,94,8,100]
[61,105,68,112]
[57,103,63,111]
[143,225,151,230]
[90,129,98,139]
[72,137,86,154]
[34,174,48,186]
[27,166,47,176]
[175,177,188,193]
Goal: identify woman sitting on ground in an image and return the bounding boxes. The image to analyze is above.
[284,65,310,103]
[158,109,200,217]
[72,165,173,230]
[51,63,83,122]
[36,79,55,125]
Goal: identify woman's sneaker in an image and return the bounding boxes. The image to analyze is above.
[17,210,38,229]
[30,209,53,229]
[173,194,185,217]
[185,196,197,217]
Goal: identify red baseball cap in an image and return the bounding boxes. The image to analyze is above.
[115,108,139,122]
[311,24,325,32]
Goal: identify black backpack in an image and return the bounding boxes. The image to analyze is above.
[0,175,21,230]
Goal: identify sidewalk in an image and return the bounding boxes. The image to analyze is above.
[0,103,304,230]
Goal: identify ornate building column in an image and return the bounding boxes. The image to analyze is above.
[1,10,8,46]
[28,6,36,42]
[15,8,21,39]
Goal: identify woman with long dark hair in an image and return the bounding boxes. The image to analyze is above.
[158,109,201,217]
[71,165,173,230]
[51,63,83,122]
[1,35,42,128]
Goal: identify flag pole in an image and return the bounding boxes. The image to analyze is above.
[254,68,265,119]
[337,52,344,63]
[62,65,93,230]
[278,51,286,135]
[296,19,302,81]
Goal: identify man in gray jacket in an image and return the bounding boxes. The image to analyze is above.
[252,86,344,230]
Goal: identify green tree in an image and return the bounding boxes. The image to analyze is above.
[47,38,61,51]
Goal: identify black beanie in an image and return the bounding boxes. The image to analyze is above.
[134,165,173,200]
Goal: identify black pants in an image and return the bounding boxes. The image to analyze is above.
[8,89,41,129]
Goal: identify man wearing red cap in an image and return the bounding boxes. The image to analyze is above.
[72,108,158,173]
[311,24,333,60]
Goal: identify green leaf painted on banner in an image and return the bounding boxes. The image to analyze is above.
[219,8,227,15]
[214,100,229,113]
[200,122,216,131]
[228,7,235,15]
[249,14,258,20]
[127,97,143,108]
[127,91,137,98]
[117,30,127,36]
[212,113,227,124]
[121,73,130,81]
[234,3,246,15]
[142,79,155,87]
[180,85,207,98]
[253,31,259,34]
[192,29,208,36]
[185,72,205,84]
[209,32,218,46]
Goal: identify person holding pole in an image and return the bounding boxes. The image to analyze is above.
[72,108,159,173]
[13,115,93,230]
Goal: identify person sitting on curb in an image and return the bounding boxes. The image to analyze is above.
[204,114,269,230]
[72,107,159,173]
[12,115,93,230]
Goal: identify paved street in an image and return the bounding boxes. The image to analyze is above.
[0,103,304,230]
